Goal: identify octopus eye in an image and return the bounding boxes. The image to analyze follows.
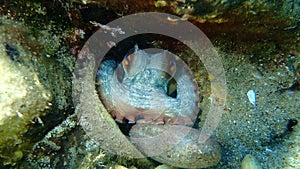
[122,48,148,77]
[122,53,133,70]
[124,58,129,66]
[169,64,176,75]
[127,53,132,61]
[116,51,136,82]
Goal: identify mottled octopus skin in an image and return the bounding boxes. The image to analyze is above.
[96,45,200,126]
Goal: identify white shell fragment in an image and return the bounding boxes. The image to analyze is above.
[247,90,256,106]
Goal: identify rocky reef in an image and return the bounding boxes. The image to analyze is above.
[0,0,299,168]
[0,13,72,167]
[0,18,51,165]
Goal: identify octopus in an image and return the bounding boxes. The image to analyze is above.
[94,45,221,168]
[96,45,200,126]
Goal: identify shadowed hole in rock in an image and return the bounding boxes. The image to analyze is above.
[96,33,204,133]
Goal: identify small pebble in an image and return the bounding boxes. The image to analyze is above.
[241,154,262,169]
[247,90,256,106]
